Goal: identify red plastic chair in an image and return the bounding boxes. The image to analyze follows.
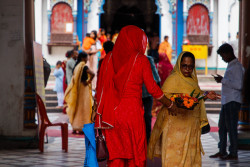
[35,93,68,152]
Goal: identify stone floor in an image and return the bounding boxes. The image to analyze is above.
[0,113,250,167]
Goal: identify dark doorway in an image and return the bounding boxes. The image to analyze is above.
[100,0,159,36]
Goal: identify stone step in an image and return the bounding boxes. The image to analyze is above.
[45,94,57,101]
[46,106,63,113]
[45,89,56,94]
[46,100,58,107]
[205,101,221,108]
[206,107,221,113]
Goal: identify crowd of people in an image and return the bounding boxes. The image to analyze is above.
[52,28,115,134]
[51,25,246,167]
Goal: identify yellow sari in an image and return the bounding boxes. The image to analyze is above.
[158,41,173,61]
[64,62,93,131]
[148,52,208,167]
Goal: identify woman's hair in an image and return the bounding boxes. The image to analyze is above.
[56,61,62,66]
[103,41,114,54]
[65,50,71,58]
[242,60,250,104]
[91,30,97,40]
[181,52,195,64]
[72,51,88,73]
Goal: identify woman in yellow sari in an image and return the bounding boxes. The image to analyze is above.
[64,51,95,134]
[148,51,217,166]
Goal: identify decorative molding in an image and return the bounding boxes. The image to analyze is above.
[155,0,162,15]
[97,0,105,15]
[168,0,177,14]
[187,0,210,11]
[84,0,92,14]
[50,0,74,10]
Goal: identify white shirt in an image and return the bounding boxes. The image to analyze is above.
[221,59,245,105]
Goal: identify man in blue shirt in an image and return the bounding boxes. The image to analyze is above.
[142,56,161,143]
[210,43,245,160]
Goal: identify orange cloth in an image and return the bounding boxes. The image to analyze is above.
[99,35,107,58]
[82,37,95,50]
[158,41,173,61]
[112,33,119,43]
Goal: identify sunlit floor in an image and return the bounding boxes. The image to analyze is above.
[0,113,249,167]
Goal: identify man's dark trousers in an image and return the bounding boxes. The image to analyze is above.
[218,101,241,156]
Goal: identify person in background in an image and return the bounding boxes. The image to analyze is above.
[210,43,245,160]
[142,54,161,143]
[158,35,173,62]
[98,28,108,59]
[61,51,71,114]
[82,33,95,51]
[76,35,81,51]
[88,30,100,90]
[66,50,77,84]
[112,30,119,44]
[107,33,111,41]
[148,32,160,63]
[103,41,114,56]
[65,52,95,134]
[53,61,64,109]
[96,41,114,85]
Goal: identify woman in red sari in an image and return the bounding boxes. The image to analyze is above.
[94,25,177,167]
[157,52,173,86]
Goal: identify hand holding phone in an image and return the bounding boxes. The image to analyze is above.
[212,74,223,83]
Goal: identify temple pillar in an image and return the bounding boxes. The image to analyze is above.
[0,0,38,149]
[238,0,250,149]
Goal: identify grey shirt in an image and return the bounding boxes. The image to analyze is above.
[66,58,76,84]
[221,59,245,105]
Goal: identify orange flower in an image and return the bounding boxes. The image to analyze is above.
[183,99,194,108]
[170,97,175,102]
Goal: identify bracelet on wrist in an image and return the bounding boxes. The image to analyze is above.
[167,101,174,109]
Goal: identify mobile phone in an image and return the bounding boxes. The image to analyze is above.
[211,74,217,77]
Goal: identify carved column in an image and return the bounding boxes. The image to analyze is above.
[47,12,51,43]
[24,0,37,129]
[73,13,77,43]
[209,12,213,44]
[238,0,250,149]
[183,12,188,40]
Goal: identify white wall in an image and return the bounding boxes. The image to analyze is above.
[35,0,42,44]
[217,0,230,68]
[42,0,49,61]
[40,0,81,66]
[87,0,100,33]
[160,0,173,44]
[0,0,26,136]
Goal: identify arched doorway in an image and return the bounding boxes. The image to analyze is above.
[186,4,210,44]
[100,0,159,36]
[51,3,73,33]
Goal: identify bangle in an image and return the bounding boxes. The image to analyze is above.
[167,101,174,109]
[203,91,209,97]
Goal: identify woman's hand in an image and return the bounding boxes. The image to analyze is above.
[206,91,218,100]
[91,111,96,122]
[158,95,178,116]
[168,102,178,116]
